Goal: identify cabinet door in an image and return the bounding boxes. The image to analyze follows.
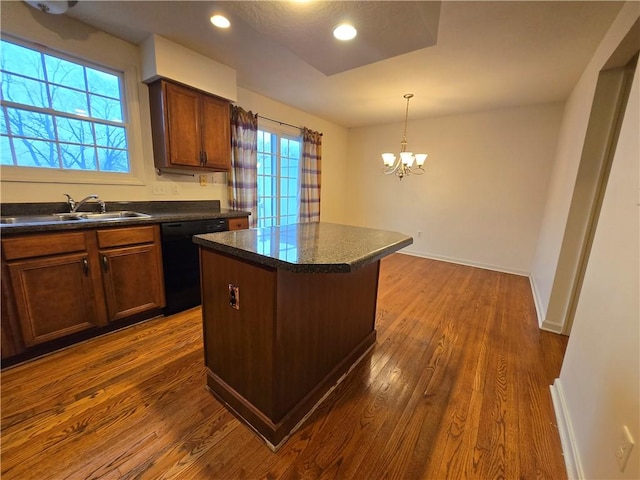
[100,243,165,322]
[1,264,24,358]
[201,94,231,170]
[7,253,102,346]
[165,82,202,167]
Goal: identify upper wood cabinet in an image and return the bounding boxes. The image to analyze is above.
[148,79,231,172]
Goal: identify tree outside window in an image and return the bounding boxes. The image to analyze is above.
[0,39,130,173]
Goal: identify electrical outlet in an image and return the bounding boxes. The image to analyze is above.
[616,425,635,472]
[152,184,166,195]
[417,230,422,238]
[212,173,224,185]
[171,184,180,195]
[199,174,207,186]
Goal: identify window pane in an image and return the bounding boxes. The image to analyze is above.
[1,41,44,80]
[281,139,289,157]
[89,94,123,122]
[87,68,120,99]
[50,85,88,116]
[56,117,94,145]
[44,55,86,90]
[1,40,131,175]
[7,108,55,140]
[1,135,13,165]
[1,73,48,108]
[13,138,59,168]
[94,123,126,148]
[264,198,272,219]
[97,147,128,172]
[60,143,96,170]
[287,178,297,196]
[289,141,300,158]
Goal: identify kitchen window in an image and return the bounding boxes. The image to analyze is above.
[0,36,140,183]
[257,128,301,228]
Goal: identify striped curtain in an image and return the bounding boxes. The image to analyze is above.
[228,106,258,227]
[299,127,322,223]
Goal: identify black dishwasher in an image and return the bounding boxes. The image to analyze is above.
[161,218,227,315]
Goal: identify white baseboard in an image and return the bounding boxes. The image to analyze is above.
[541,319,565,334]
[550,378,583,479]
[528,274,566,333]
[529,274,546,328]
[400,249,529,276]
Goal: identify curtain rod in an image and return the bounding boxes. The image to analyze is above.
[257,115,323,136]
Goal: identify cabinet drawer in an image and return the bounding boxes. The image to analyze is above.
[2,232,88,261]
[228,217,249,231]
[97,226,157,248]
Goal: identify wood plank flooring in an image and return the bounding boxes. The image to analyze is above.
[1,254,568,479]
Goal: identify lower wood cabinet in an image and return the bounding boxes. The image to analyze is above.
[1,225,165,357]
[97,226,165,322]
[228,216,249,231]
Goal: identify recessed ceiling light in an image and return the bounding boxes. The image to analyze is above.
[210,15,230,29]
[333,24,357,41]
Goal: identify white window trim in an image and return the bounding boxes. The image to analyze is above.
[0,34,146,186]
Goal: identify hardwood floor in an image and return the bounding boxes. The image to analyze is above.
[1,254,568,479]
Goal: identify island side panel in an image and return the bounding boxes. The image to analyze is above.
[200,248,277,420]
[274,260,380,423]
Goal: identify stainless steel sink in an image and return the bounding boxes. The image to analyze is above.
[0,214,84,224]
[0,211,150,225]
[78,211,151,220]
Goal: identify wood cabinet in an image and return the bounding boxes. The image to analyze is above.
[228,216,249,231]
[2,231,106,347]
[1,226,165,352]
[200,248,380,447]
[149,79,231,172]
[97,226,165,322]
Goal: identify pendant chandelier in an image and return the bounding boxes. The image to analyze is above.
[382,94,427,180]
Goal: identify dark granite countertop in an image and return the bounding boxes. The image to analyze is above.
[193,222,413,273]
[0,200,249,235]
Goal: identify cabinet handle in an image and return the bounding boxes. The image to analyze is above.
[203,151,208,165]
[102,255,109,273]
[82,258,89,276]
[199,151,204,165]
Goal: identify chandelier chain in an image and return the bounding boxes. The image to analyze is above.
[401,94,413,152]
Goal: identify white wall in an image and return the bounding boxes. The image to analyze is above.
[0,2,349,218]
[531,2,640,477]
[346,104,563,274]
[554,59,639,480]
[530,2,640,332]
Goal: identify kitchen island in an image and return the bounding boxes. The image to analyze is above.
[193,222,412,449]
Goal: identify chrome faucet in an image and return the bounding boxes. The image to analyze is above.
[64,194,106,213]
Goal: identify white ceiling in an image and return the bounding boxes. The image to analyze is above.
[61,0,624,128]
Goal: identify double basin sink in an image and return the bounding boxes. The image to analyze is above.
[0,211,151,225]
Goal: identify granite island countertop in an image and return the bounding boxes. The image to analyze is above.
[193,222,413,273]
